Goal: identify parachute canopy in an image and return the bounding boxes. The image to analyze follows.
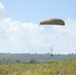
[40,18,65,25]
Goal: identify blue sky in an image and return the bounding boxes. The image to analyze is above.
[1,0,76,23]
[0,0,76,54]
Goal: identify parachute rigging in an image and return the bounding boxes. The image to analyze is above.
[39,18,65,56]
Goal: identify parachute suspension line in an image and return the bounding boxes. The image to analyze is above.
[49,32,59,57]
[43,26,59,57]
[39,18,65,55]
[51,48,53,57]
[49,41,55,57]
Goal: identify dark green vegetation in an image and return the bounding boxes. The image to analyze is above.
[0,53,76,63]
[0,53,76,75]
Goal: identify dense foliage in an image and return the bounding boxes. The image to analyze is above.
[0,53,76,63]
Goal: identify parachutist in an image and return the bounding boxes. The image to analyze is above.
[51,54,53,57]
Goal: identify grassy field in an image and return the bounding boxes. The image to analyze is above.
[0,60,76,75]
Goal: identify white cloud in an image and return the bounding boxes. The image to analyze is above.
[52,19,76,54]
[0,2,76,54]
[0,18,47,53]
[0,18,76,54]
[0,2,4,19]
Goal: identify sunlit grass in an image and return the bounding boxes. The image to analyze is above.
[0,60,76,75]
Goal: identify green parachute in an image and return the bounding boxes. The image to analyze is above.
[39,18,65,56]
[40,18,65,25]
